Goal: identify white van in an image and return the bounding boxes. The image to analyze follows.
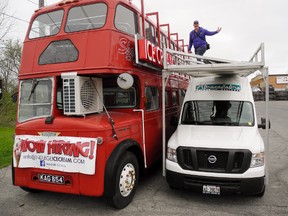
[166,75,266,196]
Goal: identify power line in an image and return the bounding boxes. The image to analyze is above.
[0,12,29,24]
[26,0,38,6]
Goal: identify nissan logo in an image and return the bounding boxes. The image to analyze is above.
[208,155,217,164]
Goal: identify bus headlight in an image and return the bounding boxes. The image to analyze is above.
[250,152,264,168]
[167,147,177,163]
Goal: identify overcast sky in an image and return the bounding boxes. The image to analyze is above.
[5,0,288,74]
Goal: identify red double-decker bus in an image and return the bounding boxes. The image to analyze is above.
[13,0,188,208]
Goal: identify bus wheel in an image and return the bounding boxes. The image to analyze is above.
[20,187,41,193]
[107,152,139,209]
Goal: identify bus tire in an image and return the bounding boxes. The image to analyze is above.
[20,187,41,193]
[106,152,139,209]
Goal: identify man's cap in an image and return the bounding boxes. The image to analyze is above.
[193,20,199,25]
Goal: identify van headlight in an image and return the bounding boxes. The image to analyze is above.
[250,152,264,168]
[167,147,177,163]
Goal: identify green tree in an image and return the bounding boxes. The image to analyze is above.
[0,39,22,93]
[0,39,22,126]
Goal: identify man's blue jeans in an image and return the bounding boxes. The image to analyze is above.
[195,45,207,61]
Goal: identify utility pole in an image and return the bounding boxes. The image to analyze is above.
[39,0,44,8]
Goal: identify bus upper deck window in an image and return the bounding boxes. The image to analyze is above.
[115,5,138,35]
[65,3,108,33]
[29,10,64,39]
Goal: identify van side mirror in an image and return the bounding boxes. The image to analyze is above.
[170,115,179,127]
[258,118,271,129]
[11,92,18,103]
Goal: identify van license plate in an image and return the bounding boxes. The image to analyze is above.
[203,185,220,195]
[39,174,64,184]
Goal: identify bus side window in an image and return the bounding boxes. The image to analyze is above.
[115,5,138,35]
[56,78,63,110]
[172,90,179,106]
[161,33,167,49]
[165,90,170,107]
[171,42,175,50]
[179,89,186,106]
[145,86,159,111]
[145,21,156,45]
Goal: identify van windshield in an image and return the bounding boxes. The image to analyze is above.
[181,100,254,126]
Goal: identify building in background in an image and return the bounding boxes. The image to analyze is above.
[251,74,288,91]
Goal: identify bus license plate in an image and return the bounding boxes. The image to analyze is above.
[203,185,220,195]
[39,174,64,185]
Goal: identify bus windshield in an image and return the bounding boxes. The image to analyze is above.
[65,3,108,33]
[181,100,255,126]
[29,10,64,39]
[18,78,53,122]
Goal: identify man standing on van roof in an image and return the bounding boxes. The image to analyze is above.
[188,20,221,55]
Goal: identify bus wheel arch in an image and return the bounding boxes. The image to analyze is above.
[104,139,144,209]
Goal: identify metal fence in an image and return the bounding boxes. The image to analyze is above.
[253,91,288,101]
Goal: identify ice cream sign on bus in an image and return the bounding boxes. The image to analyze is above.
[137,38,173,68]
[13,135,98,175]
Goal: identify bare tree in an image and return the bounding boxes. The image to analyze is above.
[0,39,22,93]
[0,0,13,42]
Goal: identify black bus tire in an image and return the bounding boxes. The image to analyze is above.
[106,152,139,209]
[20,187,41,193]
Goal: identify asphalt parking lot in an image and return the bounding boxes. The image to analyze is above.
[0,101,288,216]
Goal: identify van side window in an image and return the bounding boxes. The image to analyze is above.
[115,5,138,35]
[145,86,159,111]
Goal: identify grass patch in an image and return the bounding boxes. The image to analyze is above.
[0,127,14,168]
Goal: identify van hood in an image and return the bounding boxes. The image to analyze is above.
[168,125,264,153]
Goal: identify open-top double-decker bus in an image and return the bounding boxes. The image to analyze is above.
[12,0,189,209]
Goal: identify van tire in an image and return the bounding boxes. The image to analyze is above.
[169,184,180,190]
[106,152,139,209]
[255,185,265,197]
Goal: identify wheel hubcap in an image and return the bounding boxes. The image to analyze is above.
[119,163,136,197]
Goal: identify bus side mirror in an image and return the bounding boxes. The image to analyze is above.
[11,92,18,103]
[258,118,271,129]
[170,116,179,127]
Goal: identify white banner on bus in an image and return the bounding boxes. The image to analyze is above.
[13,135,98,175]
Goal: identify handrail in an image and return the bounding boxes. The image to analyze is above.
[249,42,265,66]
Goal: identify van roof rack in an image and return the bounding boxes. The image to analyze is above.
[163,43,266,77]
[161,43,270,180]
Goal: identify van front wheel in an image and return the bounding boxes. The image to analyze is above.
[255,185,265,197]
[107,152,139,209]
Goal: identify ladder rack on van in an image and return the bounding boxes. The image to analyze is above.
[163,43,265,77]
[161,43,270,180]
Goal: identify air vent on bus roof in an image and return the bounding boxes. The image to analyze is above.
[61,74,103,115]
